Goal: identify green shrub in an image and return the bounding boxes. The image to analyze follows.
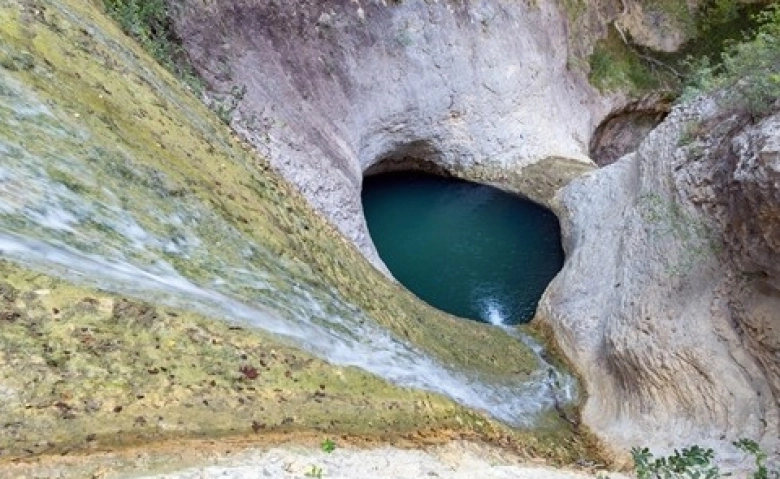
[632,445,721,479]
[586,0,770,96]
[588,26,665,93]
[630,439,779,479]
[734,439,777,479]
[320,437,336,454]
[683,4,780,115]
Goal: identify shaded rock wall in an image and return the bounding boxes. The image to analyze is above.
[589,94,671,166]
[540,98,780,466]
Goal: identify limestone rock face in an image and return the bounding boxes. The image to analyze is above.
[172,0,779,465]
[170,0,612,266]
[540,99,780,465]
[728,116,780,286]
[613,2,691,52]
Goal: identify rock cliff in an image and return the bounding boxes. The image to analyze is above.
[0,0,587,464]
[2,0,778,473]
[540,97,780,465]
[170,0,779,468]
[170,0,613,266]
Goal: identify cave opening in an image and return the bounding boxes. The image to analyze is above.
[589,100,670,167]
[361,159,565,325]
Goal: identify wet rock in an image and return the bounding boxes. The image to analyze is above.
[0,282,18,303]
[111,299,159,327]
[0,282,22,322]
[0,308,23,322]
[0,0,599,465]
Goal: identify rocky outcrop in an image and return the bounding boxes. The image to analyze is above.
[172,0,768,266]
[0,0,590,462]
[589,94,671,166]
[566,0,773,58]
[170,0,614,266]
[540,98,780,466]
[5,0,779,472]
[171,0,779,467]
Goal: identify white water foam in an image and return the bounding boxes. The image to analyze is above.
[481,298,507,326]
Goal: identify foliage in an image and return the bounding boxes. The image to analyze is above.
[587,0,770,95]
[632,445,721,479]
[101,0,203,93]
[734,439,779,479]
[681,0,767,66]
[305,465,325,478]
[588,27,664,93]
[630,439,780,479]
[700,0,741,31]
[321,438,337,454]
[682,4,780,115]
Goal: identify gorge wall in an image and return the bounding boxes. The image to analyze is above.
[540,99,780,464]
[170,0,615,266]
[170,0,780,467]
[0,0,589,463]
[2,0,777,472]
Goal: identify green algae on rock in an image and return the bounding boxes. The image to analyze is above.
[0,0,586,464]
[0,259,491,457]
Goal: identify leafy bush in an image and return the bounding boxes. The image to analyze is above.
[734,439,777,479]
[632,445,721,479]
[683,4,780,115]
[630,439,779,479]
[587,0,771,96]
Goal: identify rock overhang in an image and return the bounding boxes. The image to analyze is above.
[170,0,611,266]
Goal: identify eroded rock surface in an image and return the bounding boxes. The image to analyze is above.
[172,0,779,467]
[0,0,589,463]
[540,98,780,466]
[589,94,670,166]
[5,0,778,472]
[171,0,613,265]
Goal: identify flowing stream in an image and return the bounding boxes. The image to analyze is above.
[0,68,575,428]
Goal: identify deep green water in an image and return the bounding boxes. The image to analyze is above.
[362,172,564,325]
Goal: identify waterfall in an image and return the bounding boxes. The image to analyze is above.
[0,65,575,428]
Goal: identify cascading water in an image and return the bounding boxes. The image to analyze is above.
[0,48,574,428]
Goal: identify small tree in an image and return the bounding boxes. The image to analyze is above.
[684,4,780,116]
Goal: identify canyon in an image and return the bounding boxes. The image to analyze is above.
[0,0,777,476]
